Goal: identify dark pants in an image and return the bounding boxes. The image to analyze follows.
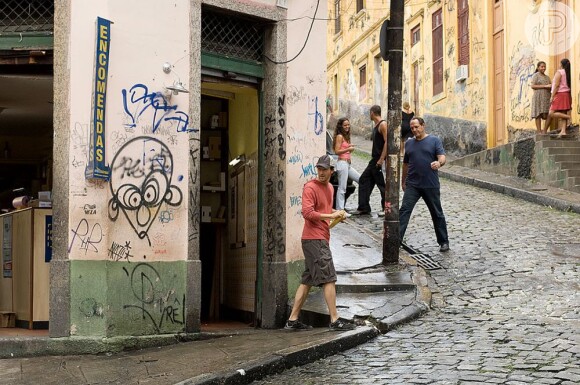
[357,159,385,212]
[399,185,448,245]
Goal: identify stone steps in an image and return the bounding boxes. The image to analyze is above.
[536,136,580,193]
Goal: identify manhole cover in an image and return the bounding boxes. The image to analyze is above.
[343,243,371,249]
[409,253,442,270]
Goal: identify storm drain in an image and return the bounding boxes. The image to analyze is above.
[409,253,442,270]
[343,244,371,249]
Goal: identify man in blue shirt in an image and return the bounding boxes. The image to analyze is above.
[400,117,449,252]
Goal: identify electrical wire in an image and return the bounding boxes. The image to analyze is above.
[264,0,320,64]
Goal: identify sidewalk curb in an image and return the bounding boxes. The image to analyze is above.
[180,327,380,385]
[439,170,580,214]
[0,333,203,359]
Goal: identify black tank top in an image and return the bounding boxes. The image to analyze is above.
[372,120,386,160]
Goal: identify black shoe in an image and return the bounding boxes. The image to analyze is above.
[329,319,356,331]
[284,319,313,330]
[439,243,450,252]
[349,210,371,216]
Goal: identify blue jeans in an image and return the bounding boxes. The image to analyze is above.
[399,185,448,245]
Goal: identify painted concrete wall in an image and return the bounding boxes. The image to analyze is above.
[401,0,488,156]
[326,0,388,136]
[285,1,328,293]
[504,1,579,139]
[66,0,191,336]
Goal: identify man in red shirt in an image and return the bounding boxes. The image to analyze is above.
[285,155,356,331]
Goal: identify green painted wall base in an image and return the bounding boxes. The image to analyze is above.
[287,259,310,298]
[70,260,188,337]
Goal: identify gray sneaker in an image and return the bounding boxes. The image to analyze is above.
[329,319,356,331]
[284,319,313,330]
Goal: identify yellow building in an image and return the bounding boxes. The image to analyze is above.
[329,0,579,155]
[326,0,391,134]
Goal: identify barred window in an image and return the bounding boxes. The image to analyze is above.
[0,0,54,33]
[201,9,264,63]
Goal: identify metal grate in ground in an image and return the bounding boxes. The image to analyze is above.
[409,253,442,270]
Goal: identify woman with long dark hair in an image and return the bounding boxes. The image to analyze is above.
[333,118,360,210]
[530,61,551,134]
[545,58,572,136]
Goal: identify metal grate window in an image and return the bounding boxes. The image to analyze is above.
[0,0,54,33]
[201,10,264,63]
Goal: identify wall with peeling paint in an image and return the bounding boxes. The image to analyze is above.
[285,1,328,264]
[61,0,191,337]
[326,1,388,137]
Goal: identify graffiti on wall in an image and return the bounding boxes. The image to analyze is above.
[122,83,194,134]
[122,263,185,333]
[508,41,536,123]
[263,95,287,262]
[307,96,324,135]
[68,218,103,254]
[108,137,183,246]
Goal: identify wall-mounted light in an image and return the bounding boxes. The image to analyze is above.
[165,81,189,95]
[162,62,189,96]
[229,154,246,167]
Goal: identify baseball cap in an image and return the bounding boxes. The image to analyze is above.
[316,154,334,169]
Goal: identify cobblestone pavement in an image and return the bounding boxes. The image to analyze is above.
[253,152,580,384]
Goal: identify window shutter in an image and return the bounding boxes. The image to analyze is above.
[458,0,469,66]
[432,9,443,95]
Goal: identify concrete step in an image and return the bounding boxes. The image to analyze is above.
[538,140,580,149]
[564,169,580,178]
[335,271,415,293]
[553,154,580,162]
[300,290,417,328]
[546,147,580,155]
[566,176,580,188]
[556,161,580,170]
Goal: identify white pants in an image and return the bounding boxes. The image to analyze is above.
[335,160,360,210]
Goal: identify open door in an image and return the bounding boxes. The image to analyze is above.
[199,74,259,328]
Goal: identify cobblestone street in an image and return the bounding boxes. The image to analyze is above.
[253,151,580,384]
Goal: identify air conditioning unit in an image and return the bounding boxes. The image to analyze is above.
[455,65,468,82]
[276,0,288,9]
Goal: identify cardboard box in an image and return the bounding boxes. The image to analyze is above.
[208,136,221,159]
[0,312,15,328]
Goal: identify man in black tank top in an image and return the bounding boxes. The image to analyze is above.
[351,105,387,215]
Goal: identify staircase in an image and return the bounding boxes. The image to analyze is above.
[535,134,580,193]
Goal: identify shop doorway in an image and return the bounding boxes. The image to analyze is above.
[200,74,259,327]
[0,66,54,334]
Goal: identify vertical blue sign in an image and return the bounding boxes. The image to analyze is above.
[45,215,52,263]
[86,17,111,180]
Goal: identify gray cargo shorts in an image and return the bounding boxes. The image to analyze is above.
[301,239,337,287]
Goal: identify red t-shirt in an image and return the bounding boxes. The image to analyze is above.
[301,179,333,241]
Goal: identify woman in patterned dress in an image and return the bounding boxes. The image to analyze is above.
[530,61,551,134]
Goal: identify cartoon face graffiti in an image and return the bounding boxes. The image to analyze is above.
[108,136,183,245]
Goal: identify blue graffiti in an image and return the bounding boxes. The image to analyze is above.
[301,163,316,179]
[517,65,536,104]
[122,83,196,134]
[288,151,304,165]
[307,96,324,135]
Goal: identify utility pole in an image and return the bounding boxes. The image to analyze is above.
[382,0,404,264]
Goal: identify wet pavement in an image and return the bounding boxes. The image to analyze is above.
[252,139,580,384]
